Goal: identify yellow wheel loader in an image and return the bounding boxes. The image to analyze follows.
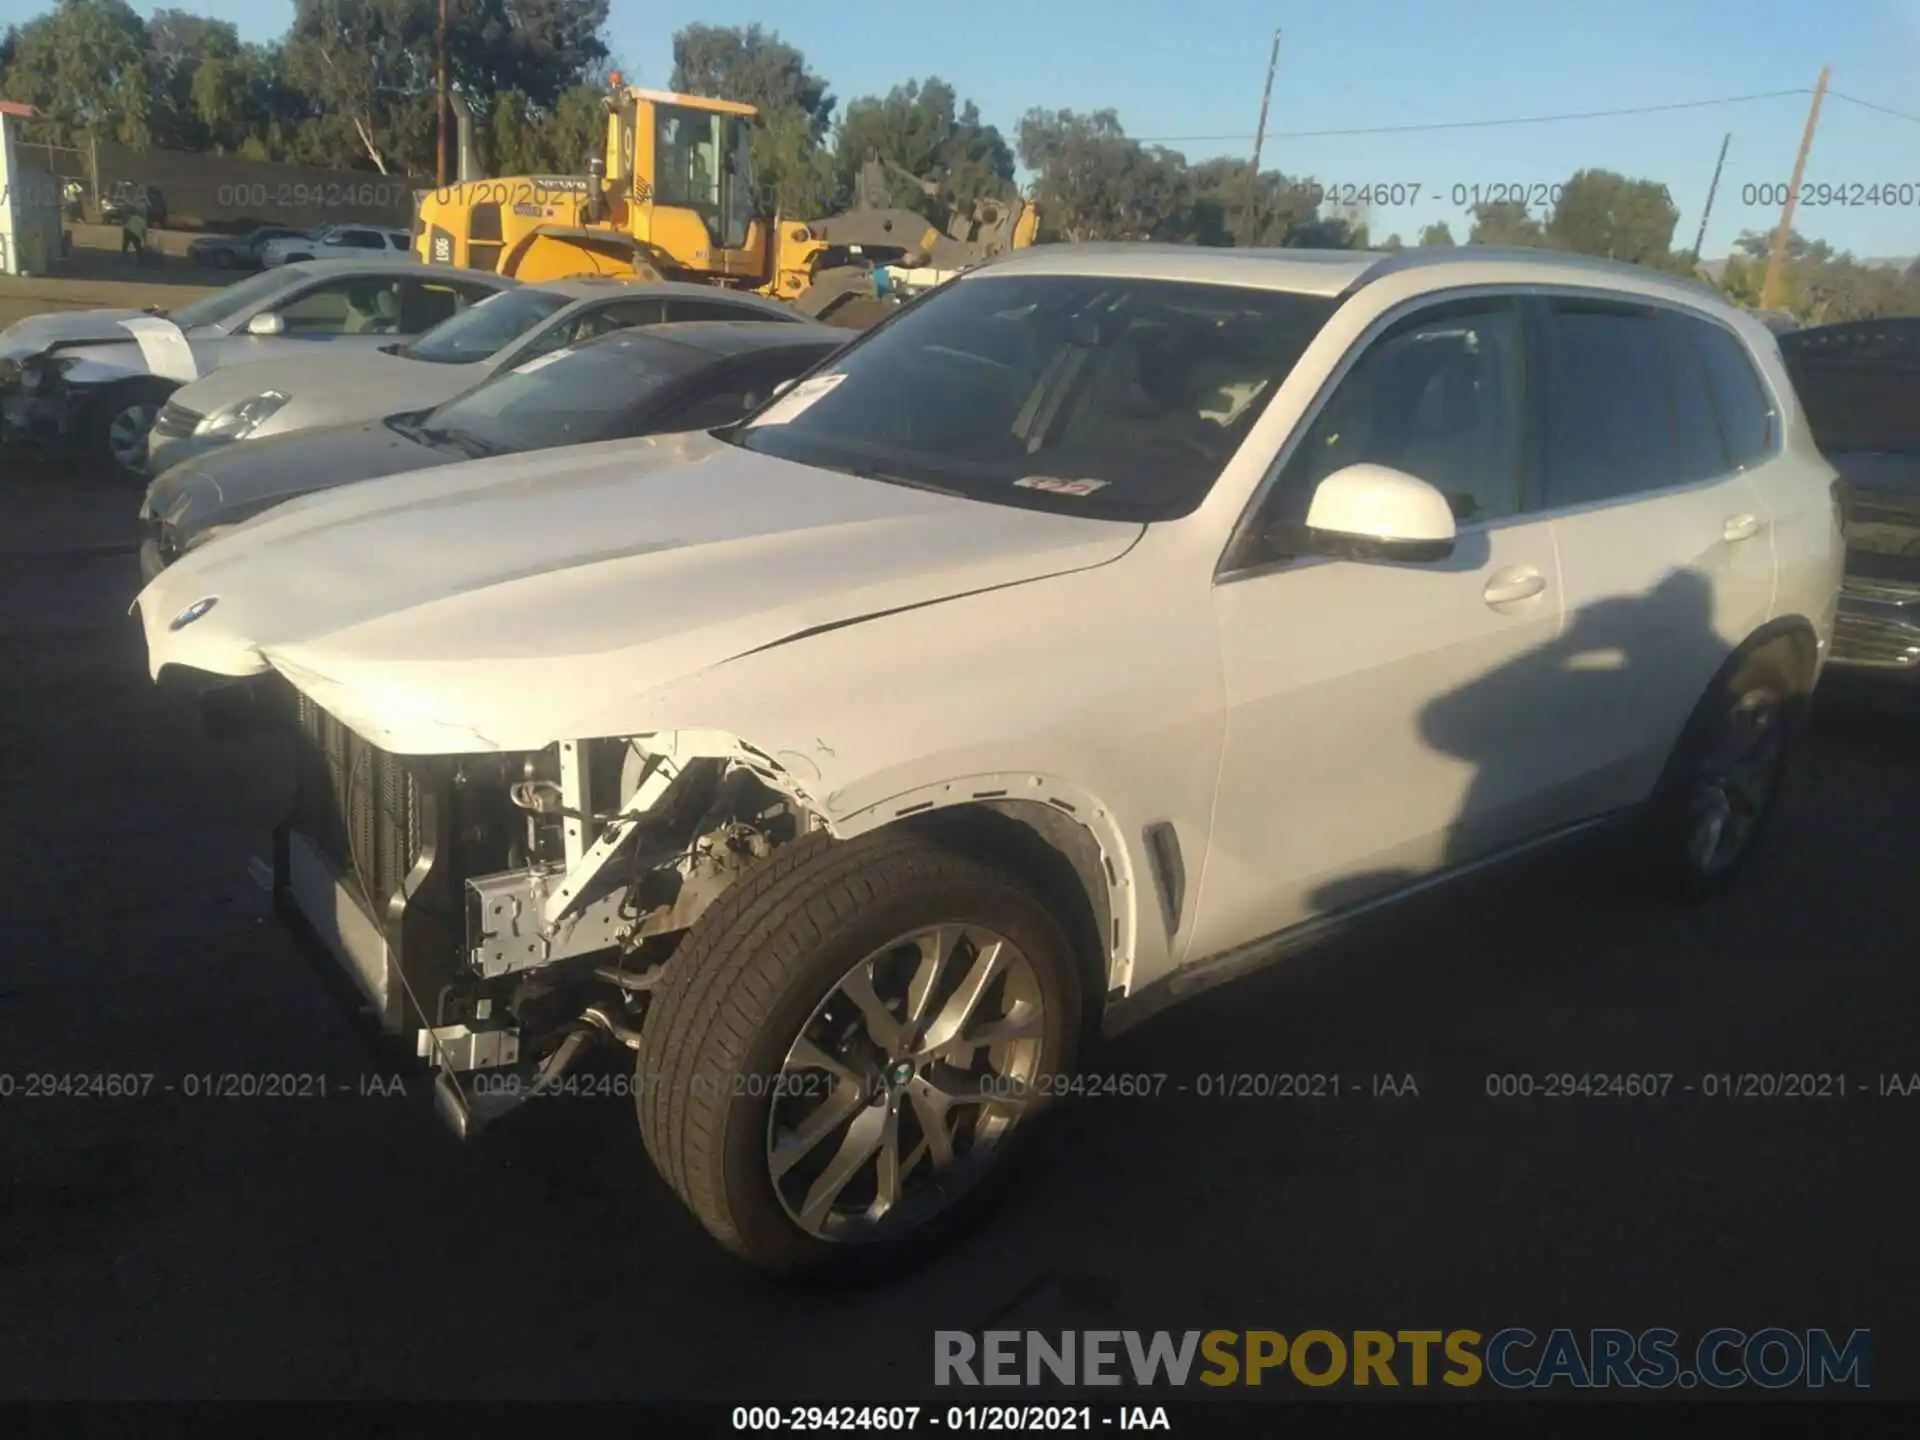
[416,83,1038,324]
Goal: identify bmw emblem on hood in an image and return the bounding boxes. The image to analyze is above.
[169,597,219,630]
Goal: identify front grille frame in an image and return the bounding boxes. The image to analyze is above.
[282,692,465,1036]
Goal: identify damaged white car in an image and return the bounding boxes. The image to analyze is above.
[136,245,1843,1273]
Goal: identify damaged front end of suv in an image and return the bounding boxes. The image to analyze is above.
[273,697,828,1136]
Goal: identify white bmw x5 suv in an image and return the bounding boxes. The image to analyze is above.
[136,244,1845,1275]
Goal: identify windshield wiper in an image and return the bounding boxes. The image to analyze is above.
[843,464,963,497]
[421,425,503,458]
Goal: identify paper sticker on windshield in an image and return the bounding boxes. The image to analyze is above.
[1015,476,1109,496]
[747,372,847,427]
[514,348,573,374]
[119,317,200,383]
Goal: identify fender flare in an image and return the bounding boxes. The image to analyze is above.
[825,770,1145,997]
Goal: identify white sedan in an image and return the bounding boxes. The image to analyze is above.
[136,243,1844,1275]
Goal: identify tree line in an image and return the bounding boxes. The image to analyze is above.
[3,2,1916,321]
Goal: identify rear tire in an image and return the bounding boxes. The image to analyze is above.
[637,828,1084,1277]
[1636,638,1811,901]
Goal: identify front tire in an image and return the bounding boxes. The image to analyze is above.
[637,829,1084,1276]
[85,378,174,481]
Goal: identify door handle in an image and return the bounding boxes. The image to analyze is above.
[1483,566,1546,608]
[1723,513,1760,542]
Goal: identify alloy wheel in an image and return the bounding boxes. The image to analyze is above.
[767,923,1049,1243]
[1684,687,1789,877]
[107,403,159,474]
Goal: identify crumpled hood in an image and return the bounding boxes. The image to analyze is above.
[169,347,483,426]
[135,432,1144,753]
[0,308,152,362]
[142,417,451,540]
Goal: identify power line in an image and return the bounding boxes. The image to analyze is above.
[1826,90,1920,125]
[1132,88,1815,143]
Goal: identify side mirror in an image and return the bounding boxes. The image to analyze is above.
[246,312,287,337]
[1301,463,1457,563]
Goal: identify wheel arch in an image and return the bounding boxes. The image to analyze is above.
[824,778,1140,1033]
[1650,613,1821,797]
[1735,613,1822,697]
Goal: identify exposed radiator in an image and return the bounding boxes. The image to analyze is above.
[292,694,424,915]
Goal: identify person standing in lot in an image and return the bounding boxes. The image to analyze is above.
[122,204,149,263]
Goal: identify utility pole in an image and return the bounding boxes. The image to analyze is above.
[1760,64,1830,311]
[1688,132,1730,271]
[436,0,451,188]
[1240,28,1282,246]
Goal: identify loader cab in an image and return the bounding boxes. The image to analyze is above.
[615,89,770,285]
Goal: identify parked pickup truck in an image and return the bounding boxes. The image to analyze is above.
[1780,318,1920,679]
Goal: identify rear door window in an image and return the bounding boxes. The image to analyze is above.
[398,280,473,333]
[1689,319,1778,466]
[1660,311,1732,485]
[1539,300,1679,508]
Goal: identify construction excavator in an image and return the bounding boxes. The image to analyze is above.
[415,81,1039,325]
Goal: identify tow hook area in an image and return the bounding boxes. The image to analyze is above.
[426,1001,646,1140]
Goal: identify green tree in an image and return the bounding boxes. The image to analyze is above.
[1380,232,1404,251]
[2,0,155,145]
[1720,228,1920,322]
[753,104,837,216]
[1545,167,1679,266]
[835,76,1014,220]
[1016,108,1191,242]
[1417,220,1455,246]
[144,9,244,150]
[669,23,835,218]
[450,0,608,112]
[282,0,436,173]
[1468,200,1548,247]
[1178,158,1328,247]
[669,23,833,135]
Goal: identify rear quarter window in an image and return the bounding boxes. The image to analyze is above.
[1688,319,1777,466]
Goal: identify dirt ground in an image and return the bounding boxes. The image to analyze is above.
[0,452,1915,1402]
[0,227,221,329]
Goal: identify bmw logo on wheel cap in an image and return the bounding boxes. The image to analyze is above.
[169,597,219,630]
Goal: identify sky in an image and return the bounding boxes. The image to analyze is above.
[5,0,1920,258]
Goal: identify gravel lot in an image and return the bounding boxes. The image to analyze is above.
[0,459,1915,1403]
[0,242,219,331]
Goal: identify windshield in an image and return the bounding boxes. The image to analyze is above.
[168,267,311,331]
[732,274,1338,522]
[418,333,703,454]
[399,288,571,365]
